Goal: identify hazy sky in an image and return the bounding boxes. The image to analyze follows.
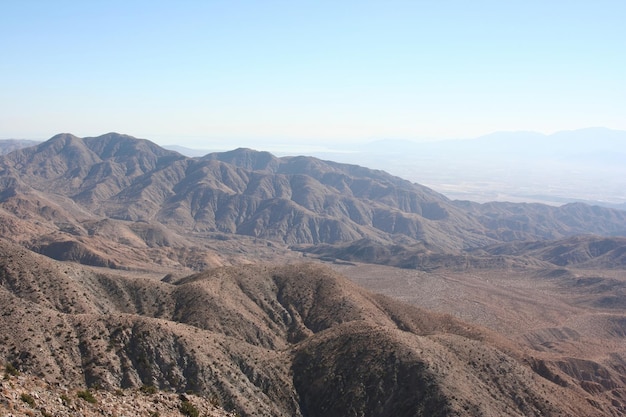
[1,1,625,148]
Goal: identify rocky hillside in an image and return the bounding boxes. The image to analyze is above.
[0,133,625,269]
[474,235,626,268]
[2,133,626,416]
[1,371,236,417]
[297,234,626,273]
[0,240,613,416]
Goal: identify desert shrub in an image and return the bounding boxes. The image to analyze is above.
[179,399,200,417]
[20,393,36,407]
[5,363,19,377]
[140,384,158,395]
[60,394,72,406]
[77,389,97,404]
[209,394,221,407]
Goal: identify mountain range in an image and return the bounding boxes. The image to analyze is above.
[281,127,626,208]
[1,132,626,416]
[1,132,625,267]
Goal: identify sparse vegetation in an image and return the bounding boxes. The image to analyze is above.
[5,362,19,377]
[77,389,97,404]
[179,399,200,417]
[20,392,36,407]
[140,384,158,395]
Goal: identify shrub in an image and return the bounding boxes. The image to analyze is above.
[140,384,158,395]
[5,363,19,377]
[60,394,72,406]
[77,389,97,404]
[179,399,200,417]
[20,393,36,407]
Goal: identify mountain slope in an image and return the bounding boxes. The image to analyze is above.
[0,241,611,416]
[474,235,626,269]
[1,133,625,265]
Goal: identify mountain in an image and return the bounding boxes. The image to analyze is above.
[3,132,626,416]
[1,132,625,272]
[295,128,626,206]
[0,240,610,416]
[474,235,626,269]
[0,139,41,155]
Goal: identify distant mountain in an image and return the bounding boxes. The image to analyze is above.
[0,138,40,154]
[294,128,626,206]
[164,144,213,157]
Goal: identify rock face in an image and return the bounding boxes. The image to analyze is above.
[0,241,609,416]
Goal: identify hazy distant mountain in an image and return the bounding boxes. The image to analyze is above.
[0,138,40,154]
[156,128,626,207]
[163,144,213,157]
[295,128,626,206]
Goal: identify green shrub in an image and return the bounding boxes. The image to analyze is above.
[20,392,36,407]
[179,399,200,417]
[77,389,97,404]
[5,363,19,377]
[140,384,158,395]
[60,394,72,406]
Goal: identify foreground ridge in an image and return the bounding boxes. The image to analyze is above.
[0,242,613,416]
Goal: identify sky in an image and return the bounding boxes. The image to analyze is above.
[1,0,625,149]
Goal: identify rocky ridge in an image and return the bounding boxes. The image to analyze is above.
[0,240,612,416]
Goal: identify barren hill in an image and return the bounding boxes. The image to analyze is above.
[0,240,612,416]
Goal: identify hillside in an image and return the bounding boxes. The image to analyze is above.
[1,372,236,417]
[297,235,626,275]
[0,240,612,416]
[0,133,625,274]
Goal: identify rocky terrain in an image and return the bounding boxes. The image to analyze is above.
[1,371,236,417]
[1,133,626,416]
[0,240,615,416]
